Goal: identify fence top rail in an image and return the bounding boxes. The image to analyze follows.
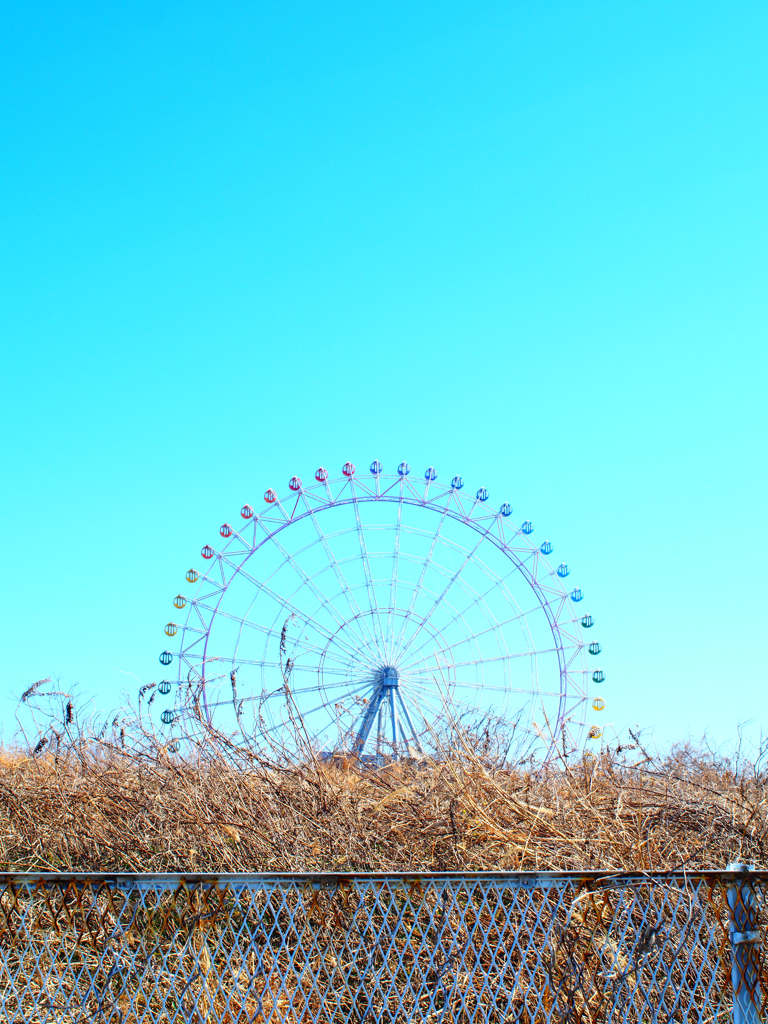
[0,869,765,885]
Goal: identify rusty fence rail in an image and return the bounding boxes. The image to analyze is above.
[0,868,764,1023]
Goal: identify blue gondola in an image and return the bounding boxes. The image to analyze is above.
[369,460,382,475]
[398,462,410,476]
[588,642,602,656]
[476,488,489,501]
[451,476,464,489]
[557,564,569,578]
[571,588,584,602]
[424,466,437,481]
[522,521,534,534]
[540,541,553,555]
[500,503,512,516]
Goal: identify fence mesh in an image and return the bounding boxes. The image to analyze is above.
[0,871,765,1023]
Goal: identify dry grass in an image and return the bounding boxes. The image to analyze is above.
[2,685,767,873]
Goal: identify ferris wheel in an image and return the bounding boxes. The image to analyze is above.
[157,462,606,761]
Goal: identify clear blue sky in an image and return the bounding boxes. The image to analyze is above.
[2,0,765,751]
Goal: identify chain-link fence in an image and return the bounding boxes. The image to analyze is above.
[0,869,764,1023]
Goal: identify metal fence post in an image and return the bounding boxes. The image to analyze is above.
[728,863,762,1024]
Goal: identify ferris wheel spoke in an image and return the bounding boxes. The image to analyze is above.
[275,598,381,676]
[285,676,377,707]
[265,597,382,679]
[259,681,379,739]
[390,593,488,677]
[401,647,560,676]
[196,676,377,717]
[417,562,521,657]
[392,531,492,665]
[397,679,511,727]
[265,532,375,654]
[403,617,579,685]
[402,671,521,697]
[195,605,358,672]
[395,563,546,672]
[229,660,355,680]
[250,544,374,662]
[390,504,449,662]
[207,611,358,676]
[285,676,376,698]
[215,553,367,665]
[402,604,539,671]
[387,499,404,663]
[301,498,381,655]
[350,492,387,660]
[393,535,533,666]
[404,673,562,700]
[406,686,536,731]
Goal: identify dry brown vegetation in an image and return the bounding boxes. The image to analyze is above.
[2,682,767,874]
[2,685,764,1024]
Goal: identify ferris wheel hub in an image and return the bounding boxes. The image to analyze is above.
[378,666,400,689]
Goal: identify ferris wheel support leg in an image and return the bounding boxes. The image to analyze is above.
[397,715,414,755]
[389,688,399,754]
[352,686,386,755]
[376,701,385,755]
[395,690,424,755]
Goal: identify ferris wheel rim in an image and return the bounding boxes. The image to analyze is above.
[166,467,594,760]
